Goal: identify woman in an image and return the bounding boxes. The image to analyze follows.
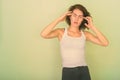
[41,4,109,80]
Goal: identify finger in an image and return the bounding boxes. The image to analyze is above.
[84,23,90,29]
[84,23,87,26]
[84,17,89,23]
[67,11,72,16]
[84,17,92,23]
[86,16,93,21]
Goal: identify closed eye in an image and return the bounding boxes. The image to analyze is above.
[72,13,77,17]
[72,13,84,18]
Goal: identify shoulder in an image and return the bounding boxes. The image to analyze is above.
[83,31,93,39]
[54,28,65,34]
[54,28,65,40]
[83,31,91,36]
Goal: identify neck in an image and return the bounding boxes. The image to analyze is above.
[68,26,80,32]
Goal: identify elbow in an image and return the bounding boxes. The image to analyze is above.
[40,32,47,39]
[102,41,109,47]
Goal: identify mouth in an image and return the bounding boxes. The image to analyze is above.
[74,22,78,24]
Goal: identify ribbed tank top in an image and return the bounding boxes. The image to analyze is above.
[60,28,87,67]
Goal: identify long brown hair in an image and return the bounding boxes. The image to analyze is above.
[66,4,91,30]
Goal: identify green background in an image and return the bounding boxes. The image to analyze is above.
[0,0,120,80]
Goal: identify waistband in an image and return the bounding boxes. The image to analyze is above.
[63,66,88,69]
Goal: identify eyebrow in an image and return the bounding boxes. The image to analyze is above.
[72,12,83,16]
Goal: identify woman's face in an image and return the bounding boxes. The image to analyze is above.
[70,9,84,27]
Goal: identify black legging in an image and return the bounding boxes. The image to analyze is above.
[62,66,91,80]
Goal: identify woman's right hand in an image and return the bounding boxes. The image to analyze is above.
[57,11,72,22]
[41,11,72,39]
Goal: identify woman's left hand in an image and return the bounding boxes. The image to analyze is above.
[84,16,95,30]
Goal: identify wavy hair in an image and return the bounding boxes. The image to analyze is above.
[66,4,91,30]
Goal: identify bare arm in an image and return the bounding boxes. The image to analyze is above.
[84,17,109,46]
[40,11,72,39]
[40,19,60,39]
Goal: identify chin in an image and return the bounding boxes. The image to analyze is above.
[73,25,79,27]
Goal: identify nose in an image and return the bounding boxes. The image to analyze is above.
[75,16,79,21]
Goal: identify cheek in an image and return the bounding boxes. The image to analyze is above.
[77,20,84,26]
[79,19,84,23]
[70,16,83,25]
[70,16,75,22]
[77,19,83,25]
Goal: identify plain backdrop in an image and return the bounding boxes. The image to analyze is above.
[0,0,120,80]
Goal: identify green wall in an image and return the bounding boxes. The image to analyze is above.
[0,0,120,80]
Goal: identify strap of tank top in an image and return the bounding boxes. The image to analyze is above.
[64,28,86,39]
[81,30,86,39]
[64,28,67,35]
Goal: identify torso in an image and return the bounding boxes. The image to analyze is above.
[58,28,85,41]
[60,28,87,67]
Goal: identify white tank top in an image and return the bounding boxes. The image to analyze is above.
[60,28,87,67]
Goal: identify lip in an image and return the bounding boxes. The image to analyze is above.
[74,22,78,24]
